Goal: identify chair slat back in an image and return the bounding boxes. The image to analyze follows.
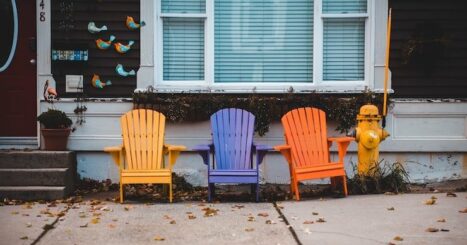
[211,108,255,170]
[121,109,166,170]
[281,107,329,168]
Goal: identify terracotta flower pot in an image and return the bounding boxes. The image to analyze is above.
[41,128,71,151]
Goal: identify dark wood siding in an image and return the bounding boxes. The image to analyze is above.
[389,0,467,98]
[51,0,140,98]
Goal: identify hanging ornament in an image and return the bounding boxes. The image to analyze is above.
[91,74,112,89]
[95,35,116,50]
[88,22,107,34]
[114,41,134,54]
[126,16,145,30]
[115,64,136,77]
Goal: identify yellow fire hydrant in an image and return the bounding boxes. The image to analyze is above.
[355,104,389,175]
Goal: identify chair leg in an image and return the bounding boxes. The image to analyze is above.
[294,180,300,201]
[119,182,124,204]
[208,183,213,202]
[169,183,173,203]
[342,176,348,196]
[256,183,260,202]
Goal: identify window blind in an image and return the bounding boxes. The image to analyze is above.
[161,0,205,13]
[322,0,367,14]
[214,0,313,83]
[323,19,365,81]
[163,18,205,81]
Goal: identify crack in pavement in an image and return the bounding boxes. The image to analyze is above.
[30,206,71,245]
[273,202,303,245]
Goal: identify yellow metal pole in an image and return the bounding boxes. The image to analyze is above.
[383,8,392,117]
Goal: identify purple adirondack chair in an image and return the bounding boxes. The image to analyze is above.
[194,108,272,202]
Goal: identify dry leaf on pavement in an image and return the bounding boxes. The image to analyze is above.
[303,220,314,224]
[316,218,326,223]
[154,236,165,241]
[446,192,457,197]
[393,236,403,241]
[437,218,446,222]
[20,236,28,240]
[312,212,319,215]
[424,199,436,205]
[169,220,176,224]
[425,227,439,232]
[245,228,254,232]
[458,208,467,213]
[387,207,395,211]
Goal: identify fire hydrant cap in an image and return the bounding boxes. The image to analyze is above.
[359,104,379,116]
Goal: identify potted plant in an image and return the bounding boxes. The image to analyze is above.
[37,109,73,150]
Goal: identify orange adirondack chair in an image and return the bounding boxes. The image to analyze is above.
[275,107,354,200]
[104,109,186,203]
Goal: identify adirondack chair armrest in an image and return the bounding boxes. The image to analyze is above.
[104,145,125,169]
[192,143,213,166]
[274,145,292,166]
[253,144,273,165]
[327,137,355,163]
[163,144,187,168]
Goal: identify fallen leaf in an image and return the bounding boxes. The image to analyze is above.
[202,207,219,217]
[312,212,319,215]
[169,220,176,224]
[108,224,116,228]
[387,207,395,211]
[79,223,88,228]
[26,222,32,228]
[446,192,457,197]
[258,212,269,217]
[316,218,326,223]
[154,236,165,241]
[22,214,29,216]
[112,218,118,222]
[100,206,111,211]
[431,196,437,200]
[384,192,396,195]
[245,228,254,232]
[79,212,86,218]
[91,218,100,224]
[388,242,396,245]
[303,220,314,224]
[425,227,439,232]
[20,236,28,240]
[163,215,172,220]
[393,236,403,241]
[232,204,245,209]
[458,208,467,213]
[424,199,436,205]
[11,211,19,215]
[441,229,450,232]
[437,218,446,222]
[198,203,206,207]
[43,224,54,231]
[124,206,130,211]
[188,214,196,220]
[248,216,256,222]
[265,220,276,224]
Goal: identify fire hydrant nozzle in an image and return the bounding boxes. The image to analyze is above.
[355,104,390,175]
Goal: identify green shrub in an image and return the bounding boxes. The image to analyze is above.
[37,109,73,129]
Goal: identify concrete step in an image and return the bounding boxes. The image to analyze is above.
[0,150,76,169]
[0,168,75,187]
[0,186,69,201]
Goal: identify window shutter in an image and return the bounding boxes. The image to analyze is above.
[214,0,313,83]
[163,18,205,81]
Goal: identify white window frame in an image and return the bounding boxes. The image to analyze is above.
[154,0,373,93]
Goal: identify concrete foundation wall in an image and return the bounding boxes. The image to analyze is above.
[35,99,467,185]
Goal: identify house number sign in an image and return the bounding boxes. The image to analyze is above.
[39,0,46,22]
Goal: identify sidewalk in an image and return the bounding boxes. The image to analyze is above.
[1,193,466,245]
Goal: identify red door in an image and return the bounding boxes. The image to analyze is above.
[0,0,37,137]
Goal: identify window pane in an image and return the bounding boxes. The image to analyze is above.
[323,0,367,14]
[215,0,313,83]
[323,19,365,81]
[163,18,204,81]
[162,0,206,14]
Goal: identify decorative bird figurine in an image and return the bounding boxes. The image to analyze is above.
[114,41,134,54]
[126,16,145,30]
[88,22,107,34]
[43,80,58,102]
[95,35,116,50]
[91,74,112,89]
[115,64,136,77]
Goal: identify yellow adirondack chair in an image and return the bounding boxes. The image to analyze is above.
[104,109,186,203]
